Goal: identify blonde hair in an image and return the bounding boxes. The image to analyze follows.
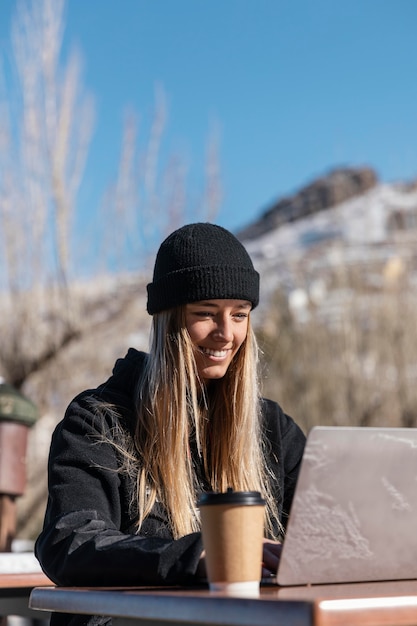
[133,306,281,540]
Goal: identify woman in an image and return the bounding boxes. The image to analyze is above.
[35,223,305,599]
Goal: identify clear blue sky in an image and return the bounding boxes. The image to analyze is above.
[1,0,417,235]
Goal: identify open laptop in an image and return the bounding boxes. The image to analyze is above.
[274,425,417,586]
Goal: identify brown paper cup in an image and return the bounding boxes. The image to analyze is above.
[198,490,265,594]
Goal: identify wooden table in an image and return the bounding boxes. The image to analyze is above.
[29,579,417,626]
[0,572,52,618]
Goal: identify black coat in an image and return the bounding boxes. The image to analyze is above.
[35,348,305,617]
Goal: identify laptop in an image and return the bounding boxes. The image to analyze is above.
[274,425,417,586]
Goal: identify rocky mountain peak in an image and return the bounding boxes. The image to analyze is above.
[238,166,378,241]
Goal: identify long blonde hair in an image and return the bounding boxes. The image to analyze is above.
[133,306,281,539]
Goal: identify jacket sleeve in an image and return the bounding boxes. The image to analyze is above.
[35,395,203,587]
[261,399,306,531]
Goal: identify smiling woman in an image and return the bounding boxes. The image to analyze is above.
[34,222,306,626]
[185,299,251,381]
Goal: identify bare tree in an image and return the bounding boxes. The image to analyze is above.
[0,0,94,389]
[98,85,222,274]
[0,1,222,392]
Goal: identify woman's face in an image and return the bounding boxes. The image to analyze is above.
[185,299,251,382]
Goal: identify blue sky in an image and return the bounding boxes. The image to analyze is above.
[1,0,417,236]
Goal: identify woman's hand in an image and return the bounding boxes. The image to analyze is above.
[262,539,282,578]
[196,551,207,580]
[197,542,282,581]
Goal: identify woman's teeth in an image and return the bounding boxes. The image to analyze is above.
[201,347,227,358]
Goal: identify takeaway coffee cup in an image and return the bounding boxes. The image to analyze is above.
[198,489,265,594]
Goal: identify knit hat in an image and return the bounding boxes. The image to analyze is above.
[147,223,260,314]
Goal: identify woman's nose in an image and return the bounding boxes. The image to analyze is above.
[213,317,233,341]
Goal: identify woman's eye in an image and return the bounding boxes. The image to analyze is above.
[190,309,249,320]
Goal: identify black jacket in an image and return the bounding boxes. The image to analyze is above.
[35,348,305,615]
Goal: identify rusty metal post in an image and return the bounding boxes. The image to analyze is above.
[0,382,38,552]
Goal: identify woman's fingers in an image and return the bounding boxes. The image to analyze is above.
[262,539,282,576]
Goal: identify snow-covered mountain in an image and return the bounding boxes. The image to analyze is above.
[241,172,417,320]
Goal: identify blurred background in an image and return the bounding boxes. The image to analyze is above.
[0,0,417,541]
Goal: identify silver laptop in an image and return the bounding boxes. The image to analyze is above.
[276,426,417,586]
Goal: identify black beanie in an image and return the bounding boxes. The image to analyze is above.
[146,223,260,314]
